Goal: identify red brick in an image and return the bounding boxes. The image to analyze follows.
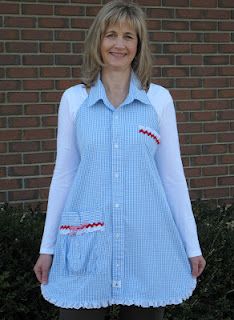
[204,78,229,88]
[38,17,69,28]
[180,145,201,155]
[218,176,234,185]
[190,177,216,188]
[7,67,38,78]
[150,32,175,42]
[218,0,234,8]
[164,44,190,54]
[176,78,201,88]
[176,55,203,65]
[0,3,19,14]
[162,67,189,77]
[8,92,38,103]
[0,179,22,189]
[190,21,217,30]
[202,144,228,154]
[0,143,7,153]
[8,190,39,201]
[191,44,217,54]
[137,0,161,5]
[176,100,202,111]
[153,55,174,65]
[41,164,54,175]
[24,177,51,188]
[5,42,38,53]
[190,134,216,144]
[55,55,82,65]
[204,33,230,42]
[191,0,217,7]
[0,80,21,90]
[162,0,189,5]
[9,141,40,152]
[162,20,189,30]
[146,8,174,18]
[217,110,234,120]
[204,122,230,132]
[204,55,229,65]
[71,18,93,29]
[218,66,234,76]
[170,89,191,100]
[191,89,217,99]
[4,17,36,28]
[176,32,202,42]
[41,140,56,151]
[145,20,161,30]
[22,4,53,15]
[204,188,229,198]
[217,132,234,142]
[55,30,85,41]
[23,55,53,65]
[0,105,23,115]
[191,66,217,76]
[22,30,53,41]
[41,116,57,127]
[8,117,40,128]
[203,166,228,176]
[8,166,39,176]
[55,80,80,90]
[55,5,84,16]
[191,111,216,121]
[191,155,217,166]
[40,67,71,78]
[176,8,206,19]
[23,152,55,164]
[23,129,54,140]
[0,154,21,165]
[23,80,54,90]
[0,130,21,141]
[40,42,71,53]
[218,89,234,98]
[219,44,234,53]
[184,167,201,177]
[218,155,234,164]
[41,92,62,103]
[219,21,234,31]
[204,100,231,110]
[0,55,20,65]
[178,123,202,133]
[25,104,55,115]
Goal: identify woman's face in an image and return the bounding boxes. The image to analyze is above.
[100,21,138,72]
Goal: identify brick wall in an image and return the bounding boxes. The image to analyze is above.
[0,0,233,210]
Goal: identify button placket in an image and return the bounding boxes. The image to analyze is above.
[111,111,124,294]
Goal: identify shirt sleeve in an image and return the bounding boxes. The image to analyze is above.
[39,90,80,254]
[154,91,202,258]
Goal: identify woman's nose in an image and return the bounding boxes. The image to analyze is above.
[114,37,125,48]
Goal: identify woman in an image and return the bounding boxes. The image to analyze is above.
[33,1,206,319]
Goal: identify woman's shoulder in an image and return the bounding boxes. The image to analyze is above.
[148,82,173,104]
[63,83,88,100]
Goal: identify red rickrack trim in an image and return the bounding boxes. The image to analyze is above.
[139,128,160,144]
[60,221,104,231]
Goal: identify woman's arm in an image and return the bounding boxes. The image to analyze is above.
[39,89,81,254]
[154,91,202,258]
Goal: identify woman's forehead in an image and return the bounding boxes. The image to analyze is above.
[104,19,137,33]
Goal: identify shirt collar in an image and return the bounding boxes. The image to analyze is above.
[86,70,150,108]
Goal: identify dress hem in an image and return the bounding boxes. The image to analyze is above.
[41,286,196,309]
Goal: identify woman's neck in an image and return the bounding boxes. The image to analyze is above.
[101,68,132,107]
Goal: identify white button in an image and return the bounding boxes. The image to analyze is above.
[115,203,119,207]
[112,280,121,288]
[114,172,119,178]
[116,263,120,267]
[116,233,120,238]
[114,115,119,119]
[114,143,119,148]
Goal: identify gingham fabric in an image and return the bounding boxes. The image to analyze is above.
[41,71,201,309]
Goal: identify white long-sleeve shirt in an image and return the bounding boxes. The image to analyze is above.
[39,81,202,258]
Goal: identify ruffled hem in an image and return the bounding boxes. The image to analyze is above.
[41,286,195,309]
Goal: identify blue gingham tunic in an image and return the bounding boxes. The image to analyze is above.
[41,71,200,309]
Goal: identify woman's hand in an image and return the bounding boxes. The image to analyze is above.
[189,255,206,278]
[33,254,53,284]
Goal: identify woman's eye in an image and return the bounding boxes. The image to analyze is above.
[106,34,115,38]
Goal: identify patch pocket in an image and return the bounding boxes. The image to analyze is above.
[138,124,160,155]
[59,211,105,275]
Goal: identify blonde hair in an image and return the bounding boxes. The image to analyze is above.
[81,0,152,90]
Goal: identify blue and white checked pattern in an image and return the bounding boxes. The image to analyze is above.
[41,71,197,309]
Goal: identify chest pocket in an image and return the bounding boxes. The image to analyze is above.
[138,124,160,156]
[57,210,106,275]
